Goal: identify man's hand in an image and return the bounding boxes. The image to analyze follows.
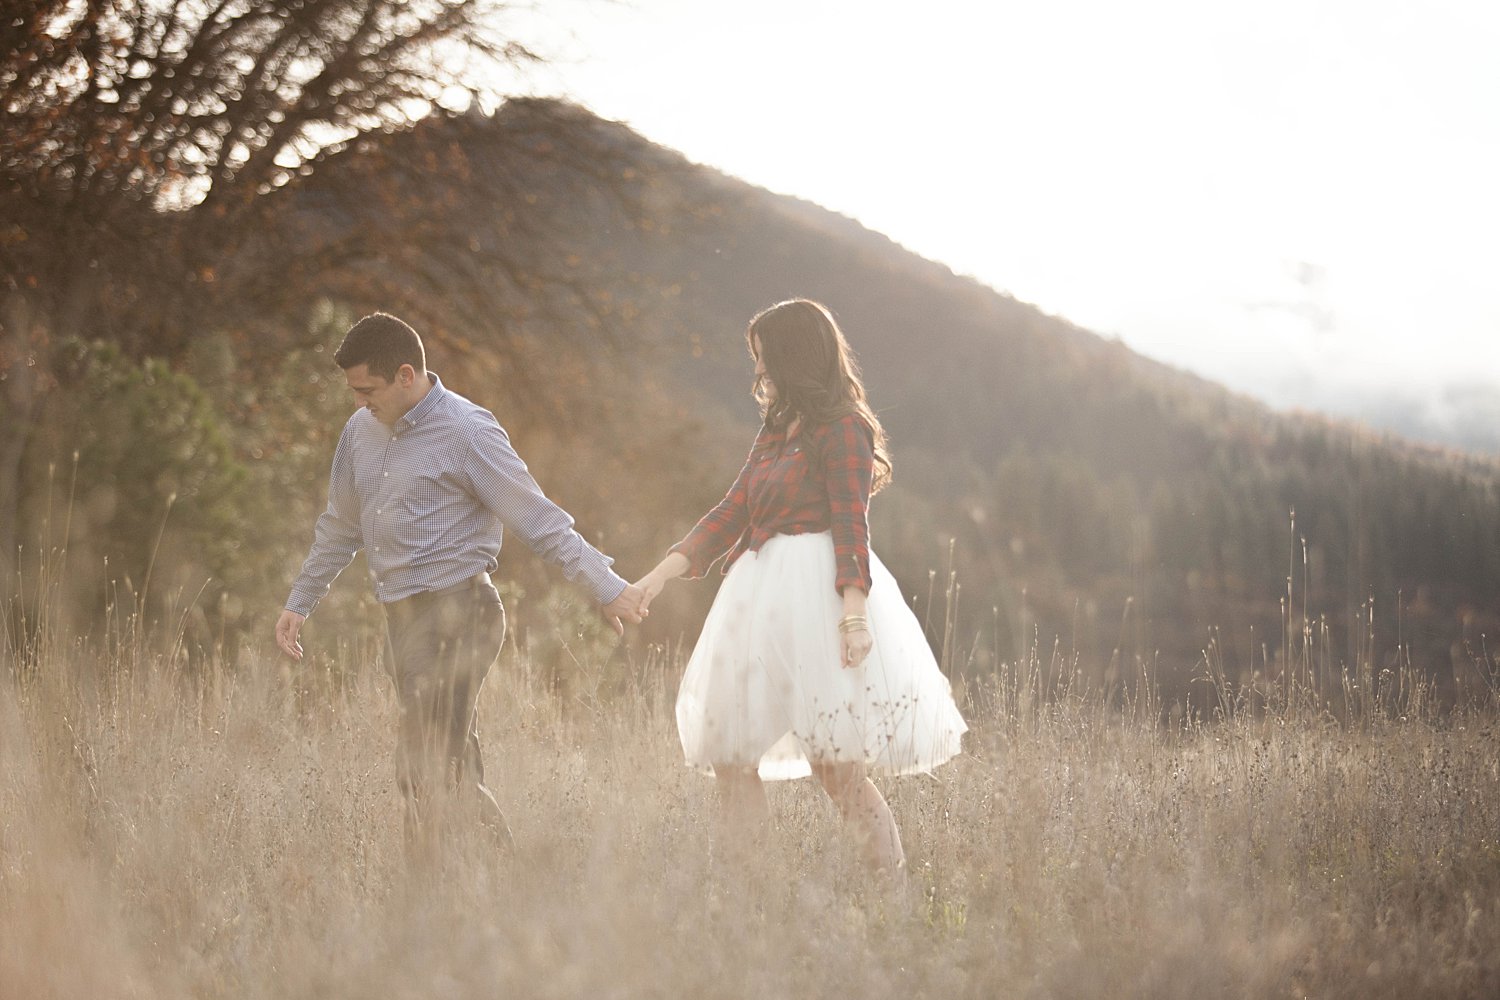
[275,609,307,661]
[600,582,650,636]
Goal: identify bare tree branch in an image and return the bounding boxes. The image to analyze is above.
[1,0,548,354]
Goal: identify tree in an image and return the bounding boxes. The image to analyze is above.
[2,0,536,337]
[221,97,659,413]
[0,0,601,587]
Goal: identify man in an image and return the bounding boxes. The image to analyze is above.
[275,312,646,849]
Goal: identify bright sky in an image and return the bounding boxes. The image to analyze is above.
[513,0,1500,421]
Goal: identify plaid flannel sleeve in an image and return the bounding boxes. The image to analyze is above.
[821,414,875,594]
[668,436,759,578]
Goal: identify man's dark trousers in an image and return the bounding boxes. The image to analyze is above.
[383,574,512,850]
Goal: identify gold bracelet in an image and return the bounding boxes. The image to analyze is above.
[838,615,869,633]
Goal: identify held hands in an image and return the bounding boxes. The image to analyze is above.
[601,582,651,636]
[635,569,668,606]
[603,552,690,635]
[275,609,307,661]
[611,551,689,636]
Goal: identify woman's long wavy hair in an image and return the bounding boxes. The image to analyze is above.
[747,299,893,494]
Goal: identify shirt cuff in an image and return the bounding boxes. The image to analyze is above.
[587,566,629,605]
[667,540,710,580]
[834,553,872,595]
[284,585,325,619]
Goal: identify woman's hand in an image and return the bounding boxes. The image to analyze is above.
[841,625,872,669]
[839,585,871,668]
[635,572,666,607]
[635,552,690,611]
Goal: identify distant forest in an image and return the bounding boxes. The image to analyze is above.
[7,42,1499,711]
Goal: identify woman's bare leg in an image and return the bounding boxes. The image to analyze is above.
[714,764,769,826]
[812,762,905,875]
[712,764,769,853]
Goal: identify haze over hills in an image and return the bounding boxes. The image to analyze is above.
[313,97,1500,701]
[1259,378,1500,458]
[285,100,1500,705]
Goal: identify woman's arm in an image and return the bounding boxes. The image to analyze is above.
[638,428,768,607]
[637,550,690,605]
[821,415,875,596]
[666,430,766,579]
[821,414,877,668]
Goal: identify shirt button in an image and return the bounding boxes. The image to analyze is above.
[383,472,388,477]
[391,436,397,442]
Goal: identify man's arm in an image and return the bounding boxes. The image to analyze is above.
[463,418,632,609]
[278,426,364,657]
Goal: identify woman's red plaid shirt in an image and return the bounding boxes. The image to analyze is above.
[670,413,875,594]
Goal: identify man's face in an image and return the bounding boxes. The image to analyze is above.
[343,363,411,427]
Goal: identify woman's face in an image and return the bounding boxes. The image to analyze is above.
[751,334,776,401]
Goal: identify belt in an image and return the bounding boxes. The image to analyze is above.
[385,573,494,616]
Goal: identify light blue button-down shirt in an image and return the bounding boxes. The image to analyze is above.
[285,373,627,617]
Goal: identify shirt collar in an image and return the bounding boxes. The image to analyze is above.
[396,372,444,432]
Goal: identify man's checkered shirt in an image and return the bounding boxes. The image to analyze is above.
[285,374,626,617]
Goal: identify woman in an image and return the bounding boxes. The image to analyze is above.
[635,299,967,875]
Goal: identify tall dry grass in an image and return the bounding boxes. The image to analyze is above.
[3,595,1499,1000]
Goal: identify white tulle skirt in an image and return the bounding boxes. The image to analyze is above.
[675,532,968,781]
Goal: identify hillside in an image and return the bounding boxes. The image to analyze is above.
[255,98,1500,706]
[366,100,1492,703]
[42,97,1475,708]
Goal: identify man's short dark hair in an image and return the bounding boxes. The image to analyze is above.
[334,313,426,381]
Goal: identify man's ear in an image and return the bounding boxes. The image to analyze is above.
[399,363,415,386]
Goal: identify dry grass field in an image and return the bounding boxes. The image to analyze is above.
[3,609,1499,1000]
